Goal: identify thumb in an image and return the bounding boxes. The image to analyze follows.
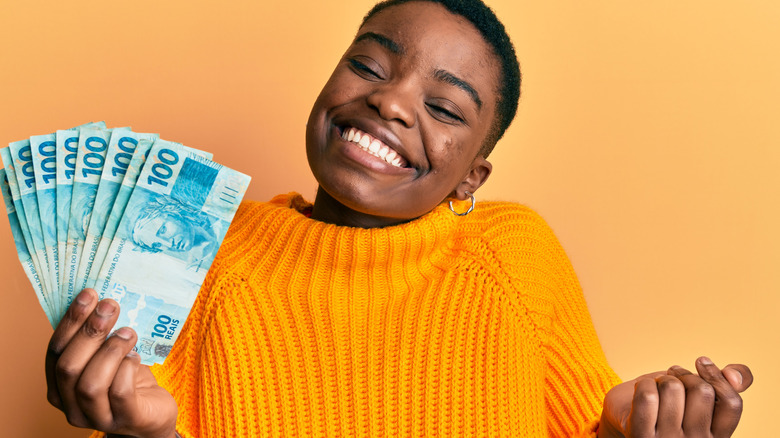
[722,363,753,393]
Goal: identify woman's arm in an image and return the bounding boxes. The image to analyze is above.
[483,205,621,436]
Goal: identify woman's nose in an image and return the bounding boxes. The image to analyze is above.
[365,80,417,128]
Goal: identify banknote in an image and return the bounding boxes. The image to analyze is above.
[1,168,53,327]
[85,138,154,289]
[6,140,54,301]
[85,140,212,289]
[94,142,249,364]
[56,122,106,310]
[30,134,61,317]
[56,129,79,291]
[75,130,159,292]
[62,127,124,311]
[1,146,54,321]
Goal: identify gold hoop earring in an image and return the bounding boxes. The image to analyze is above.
[449,191,475,216]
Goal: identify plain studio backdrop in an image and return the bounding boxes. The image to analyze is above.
[0,0,777,436]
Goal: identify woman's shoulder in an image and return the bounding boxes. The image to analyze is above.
[457,200,570,278]
[460,200,557,243]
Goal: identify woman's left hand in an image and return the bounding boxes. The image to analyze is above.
[597,357,753,437]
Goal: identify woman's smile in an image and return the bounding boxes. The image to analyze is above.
[330,119,418,177]
[341,127,407,168]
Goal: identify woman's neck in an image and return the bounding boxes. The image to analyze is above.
[309,187,414,229]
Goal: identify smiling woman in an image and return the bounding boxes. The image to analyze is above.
[305,2,501,227]
[38,1,753,437]
[1,0,774,436]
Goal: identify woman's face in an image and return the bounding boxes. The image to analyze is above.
[305,1,500,224]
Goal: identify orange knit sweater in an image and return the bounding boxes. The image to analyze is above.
[94,193,621,437]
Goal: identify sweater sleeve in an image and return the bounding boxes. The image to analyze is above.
[530,210,621,437]
[484,204,621,437]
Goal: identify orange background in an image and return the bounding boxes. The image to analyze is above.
[1,0,777,436]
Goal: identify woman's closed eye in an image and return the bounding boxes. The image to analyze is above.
[348,58,384,80]
[426,102,465,124]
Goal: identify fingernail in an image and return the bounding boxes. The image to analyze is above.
[76,290,93,305]
[126,351,139,359]
[114,327,132,340]
[699,356,713,365]
[96,300,116,317]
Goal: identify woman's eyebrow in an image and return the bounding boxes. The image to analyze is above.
[354,31,405,55]
[434,69,482,111]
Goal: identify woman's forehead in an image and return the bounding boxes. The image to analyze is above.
[360,2,487,51]
[356,2,501,95]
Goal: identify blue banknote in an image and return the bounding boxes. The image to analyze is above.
[7,140,54,302]
[86,138,155,289]
[56,122,106,308]
[1,146,55,321]
[56,129,80,291]
[85,139,212,289]
[62,127,125,310]
[75,130,159,292]
[1,168,53,327]
[94,142,249,364]
[0,148,41,273]
[30,134,61,317]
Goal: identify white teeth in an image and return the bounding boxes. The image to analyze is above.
[344,126,406,168]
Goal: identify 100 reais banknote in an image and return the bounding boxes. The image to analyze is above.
[1,123,250,364]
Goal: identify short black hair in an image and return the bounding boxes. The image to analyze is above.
[361,0,521,157]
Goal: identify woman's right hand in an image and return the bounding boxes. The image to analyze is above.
[46,288,178,438]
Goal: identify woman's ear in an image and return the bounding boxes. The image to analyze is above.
[451,156,492,200]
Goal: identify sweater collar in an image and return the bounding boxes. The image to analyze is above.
[263,192,460,273]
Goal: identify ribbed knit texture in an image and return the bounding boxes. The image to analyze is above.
[91,193,620,437]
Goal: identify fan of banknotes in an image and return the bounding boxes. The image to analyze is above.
[1,122,250,364]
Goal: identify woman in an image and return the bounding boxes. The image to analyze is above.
[45,1,752,437]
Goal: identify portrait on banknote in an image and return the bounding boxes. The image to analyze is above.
[130,194,219,270]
